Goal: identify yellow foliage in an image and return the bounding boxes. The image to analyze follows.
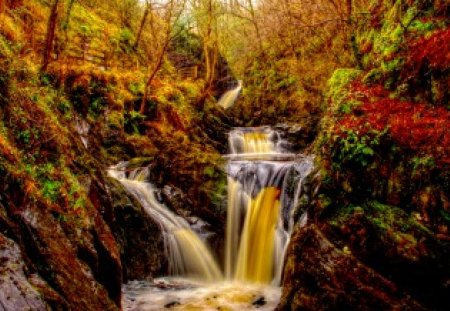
[0,13,24,42]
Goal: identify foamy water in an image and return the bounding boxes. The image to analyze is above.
[124,278,281,311]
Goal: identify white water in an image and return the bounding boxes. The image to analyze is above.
[124,278,281,311]
[108,163,222,282]
[217,80,243,109]
[117,126,313,310]
[225,128,314,285]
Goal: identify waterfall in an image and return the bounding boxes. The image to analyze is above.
[225,127,313,285]
[121,127,313,310]
[108,163,222,282]
[217,80,243,109]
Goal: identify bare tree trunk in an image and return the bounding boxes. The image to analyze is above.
[346,0,352,19]
[246,0,264,54]
[203,0,219,91]
[134,1,150,50]
[42,0,61,72]
[139,43,170,114]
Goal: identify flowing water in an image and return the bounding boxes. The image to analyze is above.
[113,126,313,311]
[217,81,243,109]
[225,127,313,286]
[108,164,222,282]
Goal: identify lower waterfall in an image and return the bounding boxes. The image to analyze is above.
[115,127,313,310]
[108,163,222,282]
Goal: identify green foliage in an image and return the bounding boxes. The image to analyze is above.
[332,130,384,168]
[116,28,134,54]
[89,96,105,115]
[0,35,13,58]
[381,58,403,73]
[17,129,32,145]
[124,110,145,134]
[440,209,450,224]
[128,82,144,95]
[107,111,124,130]
[79,24,92,37]
[57,99,72,117]
[362,69,383,85]
[408,20,435,34]
[411,156,435,175]
[337,99,362,114]
[203,166,216,178]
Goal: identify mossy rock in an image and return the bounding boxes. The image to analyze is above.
[323,201,450,310]
[327,69,362,113]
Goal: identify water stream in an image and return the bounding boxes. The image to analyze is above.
[217,81,243,109]
[111,127,313,310]
[108,164,222,282]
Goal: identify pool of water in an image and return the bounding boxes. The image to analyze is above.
[123,278,281,311]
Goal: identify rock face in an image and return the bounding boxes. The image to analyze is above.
[278,225,425,311]
[0,234,49,311]
[0,180,122,310]
[0,172,170,310]
[279,1,450,310]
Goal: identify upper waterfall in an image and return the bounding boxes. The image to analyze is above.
[217,80,243,109]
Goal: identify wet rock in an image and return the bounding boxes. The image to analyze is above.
[252,296,266,307]
[161,185,195,218]
[278,225,424,311]
[274,124,317,152]
[164,301,181,308]
[0,234,48,311]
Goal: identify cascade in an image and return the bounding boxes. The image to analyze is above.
[225,127,313,285]
[217,80,243,109]
[108,163,222,282]
[116,127,313,311]
[118,126,313,310]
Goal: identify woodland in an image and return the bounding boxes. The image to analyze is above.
[0,0,449,310]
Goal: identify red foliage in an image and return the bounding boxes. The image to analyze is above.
[350,82,389,101]
[336,89,450,166]
[408,28,450,71]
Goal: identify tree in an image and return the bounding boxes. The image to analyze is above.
[134,0,151,50]
[42,0,63,72]
[191,0,222,92]
[139,0,187,114]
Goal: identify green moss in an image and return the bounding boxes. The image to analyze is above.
[327,69,362,113]
[331,201,433,237]
[42,179,62,203]
[362,69,383,85]
[408,20,435,34]
[381,58,404,73]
